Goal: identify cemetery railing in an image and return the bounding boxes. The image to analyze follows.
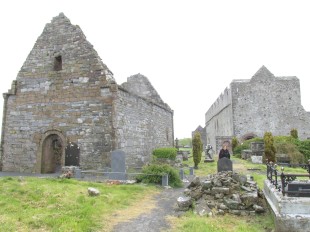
[266,162,310,196]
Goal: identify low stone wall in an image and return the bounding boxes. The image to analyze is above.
[263,179,310,232]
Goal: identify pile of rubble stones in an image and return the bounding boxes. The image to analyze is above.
[177,171,266,216]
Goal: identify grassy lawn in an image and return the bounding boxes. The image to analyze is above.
[1,154,308,232]
[168,212,274,232]
[0,177,157,232]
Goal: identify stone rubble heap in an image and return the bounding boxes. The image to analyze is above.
[177,171,266,216]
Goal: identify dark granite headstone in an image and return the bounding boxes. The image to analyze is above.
[217,157,233,172]
[110,150,126,180]
[287,182,310,197]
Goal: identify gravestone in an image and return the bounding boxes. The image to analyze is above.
[251,156,263,164]
[287,182,310,197]
[217,157,233,172]
[110,150,126,180]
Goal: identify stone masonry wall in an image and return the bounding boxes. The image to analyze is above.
[114,87,174,168]
[231,67,310,139]
[205,66,310,149]
[1,13,114,172]
[1,13,175,173]
[205,88,233,150]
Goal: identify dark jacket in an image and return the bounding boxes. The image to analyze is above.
[219,148,230,159]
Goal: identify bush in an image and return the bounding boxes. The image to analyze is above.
[275,142,305,164]
[264,132,276,162]
[233,137,263,155]
[192,132,203,169]
[152,147,177,160]
[136,164,183,187]
[294,139,310,161]
[274,136,310,161]
[232,137,239,153]
[290,128,298,139]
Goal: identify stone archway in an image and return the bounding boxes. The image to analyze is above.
[241,132,257,141]
[36,130,66,173]
[41,135,63,173]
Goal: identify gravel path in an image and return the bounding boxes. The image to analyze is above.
[112,186,185,232]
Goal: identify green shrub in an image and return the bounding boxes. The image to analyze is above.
[152,147,177,160]
[264,132,276,162]
[290,128,298,139]
[294,139,310,160]
[192,132,203,169]
[274,136,310,161]
[136,164,183,187]
[275,142,305,164]
[274,135,297,144]
[233,137,263,155]
[232,137,239,153]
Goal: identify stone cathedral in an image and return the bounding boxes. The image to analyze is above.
[0,13,174,173]
[205,66,310,152]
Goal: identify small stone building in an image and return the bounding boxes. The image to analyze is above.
[0,13,174,173]
[205,66,310,152]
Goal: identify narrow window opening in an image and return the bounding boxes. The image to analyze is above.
[54,55,62,71]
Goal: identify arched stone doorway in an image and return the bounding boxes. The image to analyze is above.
[36,130,66,173]
[41,134,63,173]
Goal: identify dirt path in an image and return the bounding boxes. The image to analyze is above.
[110,159,265,232]
[111,186,185,232]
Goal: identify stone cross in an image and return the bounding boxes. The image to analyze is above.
[217,157,233,172]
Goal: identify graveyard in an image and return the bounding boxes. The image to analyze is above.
[2,151,305,232]
[0,135,310,231]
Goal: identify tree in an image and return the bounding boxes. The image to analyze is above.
[192,132,203,169]
[179,138,192,147]
[263,132,276,162]
[290,128,298,139]
[232,137,239,153]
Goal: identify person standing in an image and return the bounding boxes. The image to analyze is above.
[219,145,230,159]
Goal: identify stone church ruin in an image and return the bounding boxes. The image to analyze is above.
[205,66,310,152]
[0,13,174,173]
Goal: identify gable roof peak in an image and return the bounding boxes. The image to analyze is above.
[251,65,275,81]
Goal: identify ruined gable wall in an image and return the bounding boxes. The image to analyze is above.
[114,87,174,168]
[1,14,114,172]
[121,73,167,107]
[231,77,310,139]
[205,88,233,151]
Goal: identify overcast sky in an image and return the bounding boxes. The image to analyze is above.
[0,0,310,139]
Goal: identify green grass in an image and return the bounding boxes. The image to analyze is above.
[169,211,274,232]
[0,177,156,232]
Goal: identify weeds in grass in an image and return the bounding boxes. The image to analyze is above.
[0,177,156,231]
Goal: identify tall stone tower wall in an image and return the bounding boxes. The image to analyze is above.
[231,74,310,139]
[205,88,234,152]
[205,66,310,151]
